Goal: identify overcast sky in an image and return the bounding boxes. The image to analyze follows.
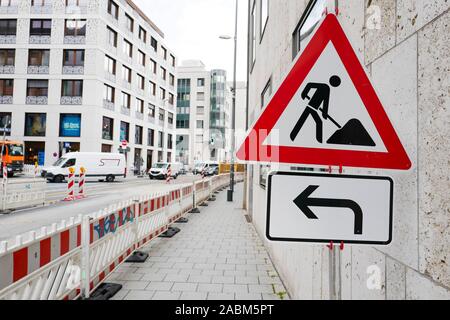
[133,0,248,81]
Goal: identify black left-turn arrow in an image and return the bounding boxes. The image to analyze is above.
[293,185,363,235]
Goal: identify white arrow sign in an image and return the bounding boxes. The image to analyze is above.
[266,172,393,245]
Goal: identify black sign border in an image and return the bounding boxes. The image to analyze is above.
[266,171,394,245]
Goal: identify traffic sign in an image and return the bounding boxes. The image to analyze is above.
[266,171,393,245]
[236,14,411,170]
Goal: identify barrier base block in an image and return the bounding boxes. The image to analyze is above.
[200,202,209,207]
[125,251,149,263]
[189,208,200,213]
[175,217,189,224]
[159,227,181,238]
[87,283,123,300]
[208,197,217,202]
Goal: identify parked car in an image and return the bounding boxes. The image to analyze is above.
[42,152,126,183]
[203,163,219,176]
[148,162,182,180]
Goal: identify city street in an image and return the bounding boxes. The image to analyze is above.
[0,174,201,241]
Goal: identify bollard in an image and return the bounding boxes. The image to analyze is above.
[77,167,86,199]
[64,167,75,201]
[166,167,172,184]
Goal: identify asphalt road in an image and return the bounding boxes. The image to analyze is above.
[0,174,202,242]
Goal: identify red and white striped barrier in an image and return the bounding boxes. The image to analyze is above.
[64,168,76,202]
[76,167,86,199]
[2,165,8,183]
[0,174,236,300]
[166,167,172,184]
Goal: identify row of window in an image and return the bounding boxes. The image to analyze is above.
[104,54,175,96]
[102,116,173,149]
[0,19,87,37]
[0,111,174,150]
[0,79,82,97]
[106,0,176,67]
[0,48,84,69]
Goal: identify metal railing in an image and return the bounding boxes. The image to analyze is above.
[0,173,243,300]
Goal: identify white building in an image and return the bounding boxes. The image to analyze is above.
[244,0,450,299]
[175,60,231,167]
[0,0,177,173]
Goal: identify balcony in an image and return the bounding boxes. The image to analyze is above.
[63,66,84,75]
[0,35,16,44]
[135,112,144,120]
[26,96,48,105]
[30,5,52,14]
[61,96,82,105]
[27,65,49,74]
[64,36,86,45]
[0,5,18,14]
[121,106,131,116]
[103,99,115,111]
[29,35,51,45]
[0,65,14,74]
[65,5,88,14]
[0,96,13,104]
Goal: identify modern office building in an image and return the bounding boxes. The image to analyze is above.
[0,0,177,172]
[175,60,231,167]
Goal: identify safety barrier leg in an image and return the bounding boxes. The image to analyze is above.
[81,215,91,299]
[189,182,200,213]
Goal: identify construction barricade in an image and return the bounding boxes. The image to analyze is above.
[0,174,233,300]
[0,178,46,212]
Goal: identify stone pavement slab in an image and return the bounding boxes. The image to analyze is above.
[108,183,289,300]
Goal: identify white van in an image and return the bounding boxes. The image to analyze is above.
[42,152,126,183]
[149,162,182,180]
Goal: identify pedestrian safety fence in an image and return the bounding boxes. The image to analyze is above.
[0,173,243,300]
[0,178,46,212]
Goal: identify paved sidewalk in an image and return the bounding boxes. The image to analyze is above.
[108,183,289,300]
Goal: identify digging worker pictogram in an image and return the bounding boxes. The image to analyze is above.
[290,75,342,143]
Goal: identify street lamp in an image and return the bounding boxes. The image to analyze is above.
[219,0,238,202]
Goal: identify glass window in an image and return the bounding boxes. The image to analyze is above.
[61,80,83,97]
[196,106,204,115]
[104,84,115,102]
[63,49,84,67]
[161,46,167,60]
[125,13,134,32]
[59,114,81,137]
[107,0,118,19]
[27,79,48,96]
[107,27,117,47]
[138,26,146,43]
[169,74,175,86]
[168,112,173,125]
[160,67,166,80]
[137,74,145,90]
[148,104,155,118]
[30,19,52,36]
[0,19,17,36]
[0,79,13,96]
[121,92,131,108]
[0,49,14,66]
[167,134,173,149]
[150,37,157,52]
[170,54,176,67]
[149,81,156,96]
[120,121,129,141]
[197,78,205,87]
[0,113,11,136]
[135,125,143,145]
[160,87,166,100]
[250,1,256,68]
[28,49,50,66]
[158,131,164,148]
[150,59,157,74]
[122,65,132,83]
[62,159,76,168]
[159,110,164,122]
[260,0,269,38]
[138,50,145,66]
[102,116,113,140]
[64,19,86,36]
[292,0,327,58]
[123,39,132,58]
[25,113,46,137]
[168,93,174,105]
[197,120,204,129]
[147,129,154,146]
[136,98,144,113]
[104,55,116,74]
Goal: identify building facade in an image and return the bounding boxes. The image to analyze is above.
[0,0,176,172]
[176,60,231,167]
[245,0,449,299]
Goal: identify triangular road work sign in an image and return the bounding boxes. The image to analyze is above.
[237,14,411,170]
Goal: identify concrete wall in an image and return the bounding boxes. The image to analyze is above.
[245,0,449,299]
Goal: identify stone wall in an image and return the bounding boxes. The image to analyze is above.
[246,0,449,299]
